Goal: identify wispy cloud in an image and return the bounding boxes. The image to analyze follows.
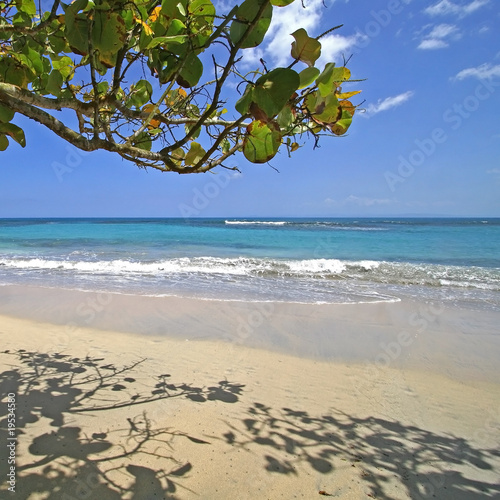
[325,195,393,207]
[424,0,490,18]
[364,91,414,117]
[417,23,460,49]
[454,63,500,80]
[486,168,500,175]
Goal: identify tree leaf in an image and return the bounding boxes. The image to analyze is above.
[51,55,74,79]
[298,67,320,89]
[0,134,8,151]
[337,89,361,99]
[132,131,152,151]
[146,35,187,49]
[291,28,321,67]
[305,91,341,124]
[185,141,206,165]
[317,63,351,97]
[127,80,153,108]
[0,104,15,124]
[230,0,273,49]
[243,120,282,163]
[16,0,36,16]
[46,69,64,97]
[329,108,353,136]
[93,11,127,67]
[236,68,299,120]
[0,123,26,147]
[176,53,203,88]
[271,0,295,5]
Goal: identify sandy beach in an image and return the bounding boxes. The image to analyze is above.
[1,285,500,499]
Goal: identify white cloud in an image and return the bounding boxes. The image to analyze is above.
[418,39,449,49]
[239,0,360,68]
[454,63,500,80]
[424,0,490,17]
[325,195,393,207]
[486,168,500,175]
[364,91,414,116]
[417,23,460,50]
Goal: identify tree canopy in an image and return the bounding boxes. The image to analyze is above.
[0,0,361,173]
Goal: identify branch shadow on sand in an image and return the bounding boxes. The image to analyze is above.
[0,349,244,499]
[223,402,500,499]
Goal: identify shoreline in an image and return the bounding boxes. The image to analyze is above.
[0,283,499,383]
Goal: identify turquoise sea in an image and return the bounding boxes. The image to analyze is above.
[0,218,499,309]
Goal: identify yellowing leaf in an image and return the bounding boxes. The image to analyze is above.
[143,104,161,128]
[243,120,282,163]
[291,28,321,67]
[149,6,162,23]
[336,90,361,99]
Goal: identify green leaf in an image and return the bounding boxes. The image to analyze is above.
[330,108,353,136]
[291,28,321,67]
[277,105,293,130]
[271,0,295,4]
[243,120,282,163]
[51,55,74,79]
[236,68,299,120]
[0,123,26,147]
[298,67,320,89]
[132,131,152,151]
[92,11,127,67]
[128,80,153,108]
[16,0,36,16]
[65,17,89,56]
[0,134,8,151]
[161,0,188,19]
[46,69,63,97]
[317,63,351,97]
[305,91,341,124]
[230,0,273,49]
[185,141,206,165]
[176,53,203,88]
[146,35,187,49]
[0,104,15,123]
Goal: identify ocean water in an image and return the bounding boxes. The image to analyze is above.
[0,218,499,308]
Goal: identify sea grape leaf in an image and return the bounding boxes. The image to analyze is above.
[146,35,187,49]
[176,53,203,88]
[305,91,341,124]
[291,28,321,67]
[243,120,282,163]
[0,134,8,151]
[329,108,353,135]
[46,69,64,97]
[271,0,295,5]
[132,131,152,151]
[298,67,320,89]
[230,0,273,49]
[127,80,153,108]
[0,104,15,123]
[236,68,299,120]
[185,141,206,165]
[51,55,74,79]
[337,90,361,99]
[93,11,127,67]
[16,0,36,16]
[317,63,351,97]
[0,123,26,147]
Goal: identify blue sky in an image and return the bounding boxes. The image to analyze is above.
[1,0,499,217]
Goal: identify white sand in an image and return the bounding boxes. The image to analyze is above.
[0,286,499,498]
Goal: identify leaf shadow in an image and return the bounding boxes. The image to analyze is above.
[0,349,244,499]
[223,402,500,499]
